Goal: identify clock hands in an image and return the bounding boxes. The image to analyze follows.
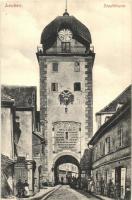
[58,29,73,42]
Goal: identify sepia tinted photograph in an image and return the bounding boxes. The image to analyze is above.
[1,0,131,199]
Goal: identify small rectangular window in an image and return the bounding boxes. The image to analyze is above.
[51,83,58,91]
[52,63,58,72]
[65,132,69,140]
[118,127,123,147]
[74,82,81,91]
[105,137,110,154]
[74,62,80,72]
[61,42,71,53]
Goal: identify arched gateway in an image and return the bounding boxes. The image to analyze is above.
[36,9,95,184]
[53,153,81,185]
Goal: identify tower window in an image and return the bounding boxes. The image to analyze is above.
[65,132,69,140]
[74,61,80,72]
[52,63,58,72]
[51,83,58,91]
[61,42,71,53]
[74,82,81,91]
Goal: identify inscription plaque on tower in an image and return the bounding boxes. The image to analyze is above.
[53,121,81,153]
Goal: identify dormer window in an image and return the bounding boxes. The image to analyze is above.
[105,116,111,122]
[58,29,72,53]
[61,42,71,53]
[116,103,123,111]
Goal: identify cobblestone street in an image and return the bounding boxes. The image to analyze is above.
[45,185,99,200]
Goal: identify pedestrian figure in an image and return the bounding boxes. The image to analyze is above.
[108,179,114,198]
[91,179,95,193]
[23,180,29,197]
[125,187,131,200]
[89,179,94,193]
[16,179,24,198]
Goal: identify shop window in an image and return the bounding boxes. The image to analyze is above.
[74,82,81,91]
[105,137,110,154]
[51,83,58,92]
[52,63,58,72]
[61,42,71,53]
[118,127,123,147]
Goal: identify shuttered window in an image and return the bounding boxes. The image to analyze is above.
[51,83,58,91]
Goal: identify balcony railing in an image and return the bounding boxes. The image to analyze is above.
[37,45,94,55]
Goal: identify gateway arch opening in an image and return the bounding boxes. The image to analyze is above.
[53,155,81,186]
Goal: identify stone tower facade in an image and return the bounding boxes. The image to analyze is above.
[36,11,95,183]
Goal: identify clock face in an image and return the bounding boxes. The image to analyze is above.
[58,29,73,42]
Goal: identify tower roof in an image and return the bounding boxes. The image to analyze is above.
[41,14,92,50]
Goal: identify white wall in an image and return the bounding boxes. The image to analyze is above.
[1,107,13,158]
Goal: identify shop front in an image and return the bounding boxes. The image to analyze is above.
[92,158,131,200]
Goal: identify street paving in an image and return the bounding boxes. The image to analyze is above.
[45,185,99,200]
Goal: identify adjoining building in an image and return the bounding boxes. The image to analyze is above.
[96,85,131,129]
[1,85,44,196]
[32,131,45,191]
[36,9,95,184]
[88,85,131,200]
[1,93,15,198]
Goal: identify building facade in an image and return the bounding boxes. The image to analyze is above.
[96,85,131,130]
[88,86,131,200]
[32,131,44,191]
[1,85,43,195]
[36,10,95,184]
[1,94,15,198]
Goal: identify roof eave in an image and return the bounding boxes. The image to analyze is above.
[88,102,130,145]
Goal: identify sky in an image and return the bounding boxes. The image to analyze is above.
[1,0,131,131]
